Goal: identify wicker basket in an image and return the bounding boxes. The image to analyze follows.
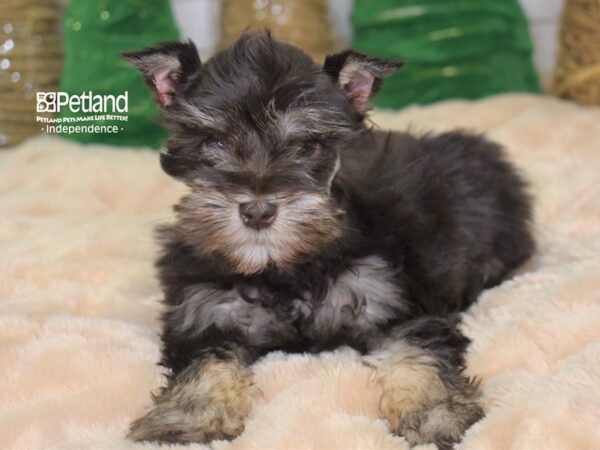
[218,0,337,64]
[553,0,600,105]
[0,0,62,147]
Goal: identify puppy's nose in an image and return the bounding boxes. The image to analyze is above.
[239,202,277,230]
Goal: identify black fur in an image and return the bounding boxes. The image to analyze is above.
[125,32,534,447]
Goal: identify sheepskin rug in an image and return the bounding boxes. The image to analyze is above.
[1,94,599,450]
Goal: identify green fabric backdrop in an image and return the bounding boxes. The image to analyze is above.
[59,0,180,149]
[352,0,540,109]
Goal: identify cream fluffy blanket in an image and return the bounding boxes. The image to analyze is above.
[1,94,599,450]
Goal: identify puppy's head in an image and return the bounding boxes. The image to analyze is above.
[125,32,402,275]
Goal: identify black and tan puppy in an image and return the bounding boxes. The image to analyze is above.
[124,32,534,449]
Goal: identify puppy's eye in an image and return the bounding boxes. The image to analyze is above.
[203,139,225,151]
[298,141,322,158]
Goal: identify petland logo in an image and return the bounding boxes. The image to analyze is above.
[36,91,128,113]
[36,91,129,135]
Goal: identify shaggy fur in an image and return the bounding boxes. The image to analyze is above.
[1,95,600,449]
[123,33,534,448]
[128,353,258,444]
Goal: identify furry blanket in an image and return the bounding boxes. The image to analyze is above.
[1,94,599,449]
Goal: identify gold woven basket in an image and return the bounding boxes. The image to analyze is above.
[0,0,62,147]
[218,0,338,64]
[553,0,600,105]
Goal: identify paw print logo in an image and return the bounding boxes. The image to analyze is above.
[36,92,57,113]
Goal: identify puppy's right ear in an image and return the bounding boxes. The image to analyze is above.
[123,40,200,107]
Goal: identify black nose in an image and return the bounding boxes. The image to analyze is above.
[239,202,277,230]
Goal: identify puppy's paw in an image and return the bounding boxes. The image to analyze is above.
[389,397,483,450]
[128,357,258,444]
[367,345,483,449]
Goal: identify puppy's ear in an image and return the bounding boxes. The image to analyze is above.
[123,40,201,107]
[323,50,403,113]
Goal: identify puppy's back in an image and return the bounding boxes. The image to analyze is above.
[339,129,534,313]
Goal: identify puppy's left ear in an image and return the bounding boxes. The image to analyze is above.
[323,50,403,114]
[123,40,201,107]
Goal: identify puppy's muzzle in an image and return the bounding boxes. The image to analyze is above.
[239,201,277,230]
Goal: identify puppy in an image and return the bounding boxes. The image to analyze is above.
[124,32,534,449]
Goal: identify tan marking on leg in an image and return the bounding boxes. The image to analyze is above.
[363,341,482,449]
[128,355,260,444]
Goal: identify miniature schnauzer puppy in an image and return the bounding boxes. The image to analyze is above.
[124,32,534,449]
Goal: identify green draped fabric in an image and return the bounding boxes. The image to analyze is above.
[352,0,540,109]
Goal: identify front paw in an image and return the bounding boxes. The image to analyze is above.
[128,357,258,444]
[389,397,483,450]
[369,351,483,449]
